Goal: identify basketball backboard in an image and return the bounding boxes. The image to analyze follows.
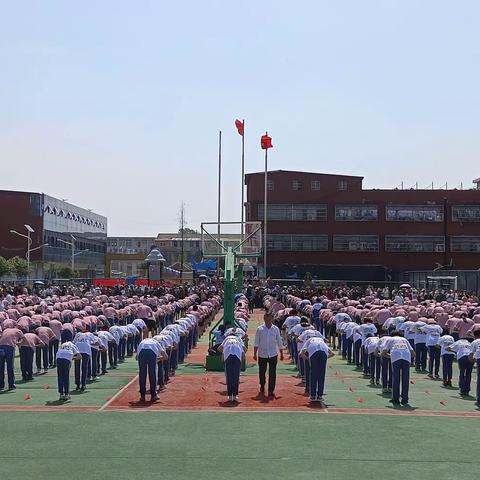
[201,221,262,258]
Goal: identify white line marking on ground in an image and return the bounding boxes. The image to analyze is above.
[99,375,138,411]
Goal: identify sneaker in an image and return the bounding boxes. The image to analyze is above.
[390,399,401,405]
[427,374,433,378]
[233,395,239,401]
[318,397,327,408]
[43,369,48,374]
[140,396,146,402]
[151,396,159,402]
[401,400,409,406]
[8,385,16,390]
[65,395,71,400]
[375,380,380,385]
[59,395,65,401]
[370,379,375,385]
[36,369,42,375]
[309,396,316,402]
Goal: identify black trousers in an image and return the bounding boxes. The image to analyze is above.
[258,356,277,394]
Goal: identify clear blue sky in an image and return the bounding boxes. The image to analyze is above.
[1,1,479,235]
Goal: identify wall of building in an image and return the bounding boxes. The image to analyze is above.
[245,171,480,278]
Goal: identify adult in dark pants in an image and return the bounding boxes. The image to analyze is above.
[0,328,24,390]
[438,334,455,386]
[299,336,334,405]
[253,313,284,398]
[56,341,81,401]
[219,334,246,402]
[18,333,44,381]
[378,336,392,393]
[136,338,167,402]
[382,332,415,406]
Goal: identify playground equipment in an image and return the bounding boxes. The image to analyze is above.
[201,221,262,371]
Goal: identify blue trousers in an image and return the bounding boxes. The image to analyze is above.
[178,337,186,363]
[127,336,135,356]
[458,355,473,395]
[392,359,410,403]
[345,337,354,363]
[341,333,347,359]
[138,349,157,397]
[362,347,370,374]
[57,358,71,395]
[304,357,311,390]
[88,348,99,378]
[48,339,59,367]
[354,339,362,367]
[119,337,126,361]
[428,346,440,375]
[381,357,392,389]
[19,346,35,380]
[108,343,118,367]
[415,343,427,370]
[225,354,241,396]
[74,353,90,388]
[442,354,453,382]
[100,350,108,374]
[0,345,16,389]
[36,345,49,370]
[370,353,381,381]
[309,351,327,398]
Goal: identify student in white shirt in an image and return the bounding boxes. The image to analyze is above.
[382,332,415,406]
[377,335,392,393]
[299,337,334,405]
[282,310,300,359]
[364,335,380,385]
[412,321,427,372]
[136,338,167,403]
[437,334,455,386]
[448,339,473,396]
[421,320,443,378]
[359,319,377,376]
[218,335,246,402]
[254,313,284,398]
[468,329,480,406]
[55,341,81,401]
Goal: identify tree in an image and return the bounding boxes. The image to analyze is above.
[8,256,30,277]
[57,266,73,279]
[178,227,198,235]
[0,256,12,278]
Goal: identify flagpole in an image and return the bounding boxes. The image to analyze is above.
[217,130,222,277]
[263,131,268,279]
[241,119,245,239]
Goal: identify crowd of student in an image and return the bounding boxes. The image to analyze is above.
[0,288,221,402]
[264,289,480,407]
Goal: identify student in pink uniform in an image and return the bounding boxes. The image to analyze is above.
[0,328,24,390]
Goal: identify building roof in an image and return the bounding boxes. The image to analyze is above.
[245,170,364,179]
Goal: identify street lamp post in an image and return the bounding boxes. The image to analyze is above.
[10,224,35,285]
[58,235,89,277]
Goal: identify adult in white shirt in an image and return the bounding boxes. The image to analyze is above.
[254,313,284,398]
[96,330,115,375]
[364,336,380,385]
[218,335,246,402]
[382,333,415,406]
[73,331,96,391]
[377,335,392,393]
[299,337,334,405]
[447,339,473,396]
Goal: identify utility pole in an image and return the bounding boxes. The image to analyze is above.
[178,201,186,281]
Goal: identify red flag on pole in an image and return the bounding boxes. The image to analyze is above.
[261,134,272,149]
[235,119,244,136]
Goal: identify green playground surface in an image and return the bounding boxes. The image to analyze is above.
[0,411,478,480]
[1,311,479,479]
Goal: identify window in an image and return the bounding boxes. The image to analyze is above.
[267,180,274,191]
[386,205,443,222]
[385,236,445,252]
[267,234,328,251]
[333,235,379,252]
[292,180,303,191]
[452,205,480,222]
[337,180,348,191]
[311,180,321,191]
[451,236,480,252]
[335,205,378,221]
[258,204,327,221]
